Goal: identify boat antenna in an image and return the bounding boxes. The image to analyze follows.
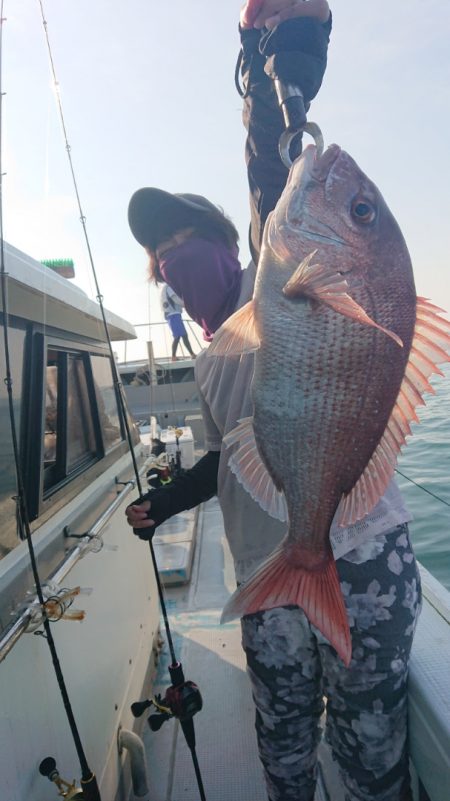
[0,7,101,801]
[37,3,206,798]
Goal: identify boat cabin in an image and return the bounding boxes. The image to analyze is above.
[0,243,160,800]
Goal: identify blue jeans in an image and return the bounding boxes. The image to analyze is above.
[241,524,421,801]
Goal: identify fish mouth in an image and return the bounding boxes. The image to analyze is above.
[268,144,348,259]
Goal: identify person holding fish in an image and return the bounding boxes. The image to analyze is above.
[125,1,447,799]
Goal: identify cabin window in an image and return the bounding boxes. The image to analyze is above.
[44,348,98,492]
[4,324,135,527]
[121,367,151,386]
[0,321,26,560]
[157,365,195,385]
[90,354,123,451]
[41,346,129,498]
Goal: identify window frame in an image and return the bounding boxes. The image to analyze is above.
[22,327,128,522]
[42,348,103,491]
[0,313,29,557]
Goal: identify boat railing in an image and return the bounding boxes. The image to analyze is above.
[117,318,204,365]
[419,563,450,624]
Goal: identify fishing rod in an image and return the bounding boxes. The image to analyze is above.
[395,468,450,509]
[0,7,101,801]
[36,2,207,798]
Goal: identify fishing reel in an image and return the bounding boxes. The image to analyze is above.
[146,450,172,488]
[146,428,186,487]
[39,757,84,799]
[131,662,202,732]
[168,427,185,478]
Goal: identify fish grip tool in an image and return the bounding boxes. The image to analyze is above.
[257,18,328,168]
[131,662,205,800]
[234,44,323,168]
[274,79,324,168]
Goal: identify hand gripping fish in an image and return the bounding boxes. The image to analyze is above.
[208,144,450,666]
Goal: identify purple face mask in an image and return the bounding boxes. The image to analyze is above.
[159,238,242,341]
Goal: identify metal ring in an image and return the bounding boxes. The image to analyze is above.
[279,121,325,169]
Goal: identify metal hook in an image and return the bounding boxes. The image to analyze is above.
[279,121,325,170]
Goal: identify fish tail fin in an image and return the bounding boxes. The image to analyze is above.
[222,544,351,666]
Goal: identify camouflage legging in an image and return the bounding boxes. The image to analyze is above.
[241,524,421,801]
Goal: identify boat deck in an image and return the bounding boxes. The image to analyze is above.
[142,497,342,801]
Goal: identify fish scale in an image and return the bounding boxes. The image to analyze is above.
[209,143,450,665]
[257,312,378,539]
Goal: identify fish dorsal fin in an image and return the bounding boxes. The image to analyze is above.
[283,251,403,347]
[338,298,450,526]
[224,417,288,522]
[206,300,260,357]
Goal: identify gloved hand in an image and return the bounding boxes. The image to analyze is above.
[125,497,156,541]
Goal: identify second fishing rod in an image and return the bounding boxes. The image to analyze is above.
[36,4,207,797]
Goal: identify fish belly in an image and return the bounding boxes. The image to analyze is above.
[252,298,409,548]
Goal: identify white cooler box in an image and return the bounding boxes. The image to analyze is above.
[160,426,195,469]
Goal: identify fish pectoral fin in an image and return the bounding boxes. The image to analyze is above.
[283,253,403,347]
[282,250,324,297]
[338,297,450,527]
[221,543,351,667]
[224,417,288,522]
[206,300,260,357]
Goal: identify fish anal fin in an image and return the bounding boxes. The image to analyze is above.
[221,544,351,666]
[283,253,403,347]
[339,298,450,527]
[224,417,287,522]
[207,300,260,357]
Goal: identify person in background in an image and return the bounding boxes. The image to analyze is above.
[160,281,196,360]
[126,3,420,800]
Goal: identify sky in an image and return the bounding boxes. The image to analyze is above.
[2,0,450,360]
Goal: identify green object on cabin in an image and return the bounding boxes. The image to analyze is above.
[41,259,75,279]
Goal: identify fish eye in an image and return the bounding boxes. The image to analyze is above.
[351,198,376,224]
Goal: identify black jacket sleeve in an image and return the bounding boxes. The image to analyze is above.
[130,450,220,540]
[239,15,332,263]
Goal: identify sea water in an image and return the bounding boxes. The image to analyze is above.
[396,364,450,591]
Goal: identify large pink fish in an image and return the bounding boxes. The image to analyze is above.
[209,144,450,666]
